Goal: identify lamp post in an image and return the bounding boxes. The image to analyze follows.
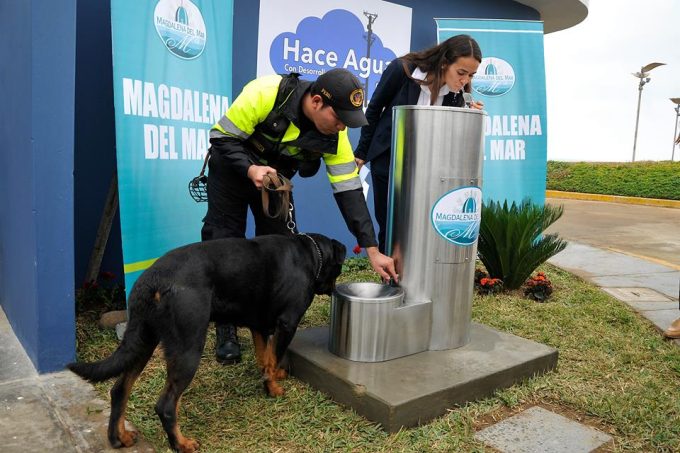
[363,11,378,108]
[671,98,680,162]
[631,62,665,162]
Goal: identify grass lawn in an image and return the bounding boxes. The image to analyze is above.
[75,264,680,452]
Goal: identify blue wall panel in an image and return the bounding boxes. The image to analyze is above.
[0,0,77,372]
[0,0,38,362]
[31,0,77,372]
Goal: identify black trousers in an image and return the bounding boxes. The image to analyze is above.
[201,158,296,241]
[369,151,391,254]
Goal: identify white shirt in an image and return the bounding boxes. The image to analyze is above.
[411,67,452,106]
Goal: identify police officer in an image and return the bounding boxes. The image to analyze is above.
[203,68,398,364]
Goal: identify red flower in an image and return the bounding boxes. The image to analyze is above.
[352,244,362,255]
[100,271,116,280]
[480,277,489,285]
[82,280,98,290]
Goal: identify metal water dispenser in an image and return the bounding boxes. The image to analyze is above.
[329,105,486,361]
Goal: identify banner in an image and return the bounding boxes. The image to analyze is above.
[437,19,547,206]
[111,0,233,292]
[256,0,412,251]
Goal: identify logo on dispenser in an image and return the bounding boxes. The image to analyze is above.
[431,187,482,246]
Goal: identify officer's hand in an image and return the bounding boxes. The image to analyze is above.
[247,165,277,188]
[355,158,365,171]
[365,246,399,283]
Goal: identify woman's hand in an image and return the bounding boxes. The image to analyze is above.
[355,157,365,171]
[470,100,484,110]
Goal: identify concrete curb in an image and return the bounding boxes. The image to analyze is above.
[546,190,680,209]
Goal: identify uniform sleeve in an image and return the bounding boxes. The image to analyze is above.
[209,75,281,177]
[208,136,254,178]
[334,189,378,248]
[323,130,363,193]
[355,58,407,160]
[323,130,377,247]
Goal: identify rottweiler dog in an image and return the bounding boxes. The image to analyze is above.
[68,233,346,453]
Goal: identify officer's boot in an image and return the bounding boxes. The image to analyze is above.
[215,322,241,364]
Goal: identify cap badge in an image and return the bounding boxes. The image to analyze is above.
[350,88,364,107]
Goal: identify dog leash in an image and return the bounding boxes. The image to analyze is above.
[261,173,294,222]
[298,233,323,280]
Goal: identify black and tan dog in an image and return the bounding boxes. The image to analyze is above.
[68,233,346,453]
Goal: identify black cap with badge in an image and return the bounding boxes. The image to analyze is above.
[311,68,368,128]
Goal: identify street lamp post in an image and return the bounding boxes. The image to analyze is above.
[671,98,680,162]
[363,11,378,108]
[631,62,665,162]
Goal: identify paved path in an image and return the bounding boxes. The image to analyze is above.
[546,196,679,337]
[0,309,154,453]
[546,197,680,269]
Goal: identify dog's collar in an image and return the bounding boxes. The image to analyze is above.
[298,233,323,280]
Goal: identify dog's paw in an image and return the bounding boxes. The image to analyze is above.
[118,429,138,447]
[275,368,288,380]
[266,381,285,397]
[178,438,199,453]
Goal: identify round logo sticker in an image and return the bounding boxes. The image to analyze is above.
[154,0,207,60]
[472,57,515,97]
[430,187,482,246]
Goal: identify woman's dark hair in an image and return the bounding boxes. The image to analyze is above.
[401,34,482,105]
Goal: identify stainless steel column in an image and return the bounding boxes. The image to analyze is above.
[387,106,485,350]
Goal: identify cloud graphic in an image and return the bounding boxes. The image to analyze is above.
[269,9,398,100]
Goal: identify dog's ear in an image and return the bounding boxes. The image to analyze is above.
[331,239,347,265]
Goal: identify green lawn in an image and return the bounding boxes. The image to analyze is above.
[74,264,680,452]
[547,161,680,200]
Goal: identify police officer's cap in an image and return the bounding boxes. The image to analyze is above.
[311,69,368,128]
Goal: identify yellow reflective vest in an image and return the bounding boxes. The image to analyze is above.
[210,74,362,194]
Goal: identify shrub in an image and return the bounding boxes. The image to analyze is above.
[546,161,680,200]
[342,257,372,273]
[477,200,568,290]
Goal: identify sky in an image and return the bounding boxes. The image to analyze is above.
[543,0,680,162]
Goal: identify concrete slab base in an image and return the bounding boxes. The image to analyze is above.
[288,323,558,433]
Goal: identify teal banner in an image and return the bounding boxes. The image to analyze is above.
[111,0,233,292]
[436,19,547,206]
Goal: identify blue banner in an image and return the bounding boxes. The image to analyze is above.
[111,0,233,293]
[436,19,547,206]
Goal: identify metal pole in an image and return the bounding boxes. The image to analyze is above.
[363,12,377,108]
[673,106,679,162]
[632,82,643,162]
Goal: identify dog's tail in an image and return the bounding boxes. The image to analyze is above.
[68,285,158,383]
[67,317,152,382]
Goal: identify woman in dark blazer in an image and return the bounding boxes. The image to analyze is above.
[354,34,484,253]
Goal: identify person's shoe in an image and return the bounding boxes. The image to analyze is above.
[664,317,680,339]
[215,323,241,364]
